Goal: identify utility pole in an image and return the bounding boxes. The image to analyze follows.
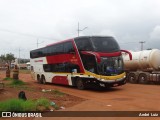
[37,38,44,48]
[37,39,39,48]
[77,22,88,37]
[139,41,145,51]
[19,48,21,64]
[78,22,79,37]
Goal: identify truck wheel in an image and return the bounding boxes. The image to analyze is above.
[128,73,137,83]
[138,74,148,84]
[76,78,85,90]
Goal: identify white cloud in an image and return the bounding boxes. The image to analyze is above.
[0,0,160,58]
[150,25,160,39]
[99,29,116,37]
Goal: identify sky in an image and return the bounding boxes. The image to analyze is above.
[0,0,160,59]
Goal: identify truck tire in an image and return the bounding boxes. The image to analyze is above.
[128,73,137,83]
[138,73,148,84]
[76,78,85,90]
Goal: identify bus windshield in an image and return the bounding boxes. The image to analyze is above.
[75,37,120,53]
[91,37,120,52]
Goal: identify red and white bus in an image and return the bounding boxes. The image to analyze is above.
[30,36,132,89]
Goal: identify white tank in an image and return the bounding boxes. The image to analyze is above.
[122,49,160,71]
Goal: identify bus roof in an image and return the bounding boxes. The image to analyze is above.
[31,36,114,51]
[46,38,73,47]
[47,36,113,46]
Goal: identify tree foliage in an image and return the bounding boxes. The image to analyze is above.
[0,53,15,64]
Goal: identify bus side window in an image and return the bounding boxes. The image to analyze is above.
[43,64,52,72]
[54,44,64,54]
[43,63,80,73]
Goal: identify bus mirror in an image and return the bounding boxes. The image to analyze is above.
[121,50,132,60]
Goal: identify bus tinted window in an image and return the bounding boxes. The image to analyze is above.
[91,37,120,52]
[43,63,80,73]
[74,37,120,53]
[75,38,93,51]
[53,44,64,54]
[30,49,42,58]
[30,41,75,58]
[64,42,75,53]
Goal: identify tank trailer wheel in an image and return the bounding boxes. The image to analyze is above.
[138,74,148,84]
[128,73,137,83]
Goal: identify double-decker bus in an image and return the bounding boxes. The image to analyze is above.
[30,36,132,89]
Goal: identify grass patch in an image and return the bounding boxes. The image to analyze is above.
[4,78,27,88]
[42,89,65,97]
[0,99,36,111]
[0,98,51,112]
[10,79,26,86]
[36,98,50,109]
[3,77,13,81]
[51,90,65,97]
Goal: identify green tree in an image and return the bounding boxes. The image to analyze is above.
[0,54,6,62]
[6,53,15,65]
[0,53,15,68]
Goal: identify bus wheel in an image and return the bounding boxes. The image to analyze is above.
[138,74,148,84]
[76,78,85,90]
[37,75,41,84]
[41,76,46,84]
[128,73,137,83]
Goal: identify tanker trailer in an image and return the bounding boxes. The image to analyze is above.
[122,49,160,84]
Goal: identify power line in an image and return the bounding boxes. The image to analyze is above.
[119,42,138,44]
[0,28,55,40]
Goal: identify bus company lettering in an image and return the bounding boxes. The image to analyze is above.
[35,60,43,62]
[70,58,78,62]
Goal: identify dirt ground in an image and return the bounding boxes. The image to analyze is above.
[0,70,85,120]
[1,70,160,120]
[0,71,85,107]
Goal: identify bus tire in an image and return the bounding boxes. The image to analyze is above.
[76,78,85,90]
[37,75,41,84]
[41,75,46,84]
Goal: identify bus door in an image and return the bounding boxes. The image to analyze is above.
[80,52,98,74]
